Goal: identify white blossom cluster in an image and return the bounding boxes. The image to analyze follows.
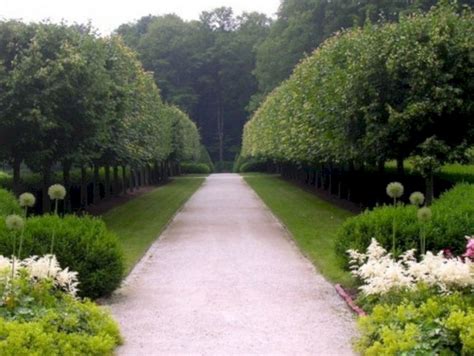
[348,239,474,296]
[0,255,79,296]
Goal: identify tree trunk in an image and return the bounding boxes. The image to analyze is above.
[397,157,405,175]
[217,96,224,164]
[113,165,119,196]
[425,172,434,206]
[133,169,139,190]
[153,161,159,184]
[104,165,111,200]
[80,167,88,208]
[122,166,127,194]
[12,157,21,196]
[93,165,100,204]
[129,167,135,192]
[62,161,72,213]
[377,159,385,174]
[143,166,148,186]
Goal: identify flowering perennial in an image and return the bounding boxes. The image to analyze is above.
[464,236,474,259]
[0,255,79,296]
[348,239,474,295]
[19,192,36,208]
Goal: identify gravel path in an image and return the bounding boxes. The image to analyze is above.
[108,174,356,355]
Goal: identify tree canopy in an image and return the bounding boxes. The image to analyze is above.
[115,0,473,164]
[242,3,474,185]
[116,8,271,162]
[0,21,202,208]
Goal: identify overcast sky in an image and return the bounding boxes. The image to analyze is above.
[1,0,281,35]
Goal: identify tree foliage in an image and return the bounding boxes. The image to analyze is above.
[242,4,474,173]
[116,9,271,162]
[0,21,202,210]
[253,0,474,102]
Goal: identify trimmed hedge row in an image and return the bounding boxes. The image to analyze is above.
[336,183,474,262]
[180,163,211,174]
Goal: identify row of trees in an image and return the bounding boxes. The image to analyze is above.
[0,21,202,212]
[116,1,474,164]
[242,3,474,204]
[252,0,474,108]
[117,9,271,163]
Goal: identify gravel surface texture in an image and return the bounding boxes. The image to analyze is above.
[108,174,356,355]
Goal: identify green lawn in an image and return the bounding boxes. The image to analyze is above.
[103,177,205,272]
[244,174,355,287]
[386,160,474,184]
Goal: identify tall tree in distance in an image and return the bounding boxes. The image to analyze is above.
[116,8,271,165]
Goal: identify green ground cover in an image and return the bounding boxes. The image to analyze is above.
[103,177,205,272]
[244,174,355,287]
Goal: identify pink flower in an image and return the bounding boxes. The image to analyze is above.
[463,236,474,259]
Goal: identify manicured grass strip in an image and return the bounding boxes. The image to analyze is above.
[244,174,355,287]
[103,177,205,272]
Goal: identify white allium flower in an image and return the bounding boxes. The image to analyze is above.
[386,182,404,199]
[19,192,36,208]
[417,207,432,222]
[409,191,425,206]
[5,214,24,231]
[48,184,66,200]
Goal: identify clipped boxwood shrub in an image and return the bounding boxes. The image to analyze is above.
[0,215,124,299]
[336,184,474,263]
[180,162,211,174]
[0,189,20,216]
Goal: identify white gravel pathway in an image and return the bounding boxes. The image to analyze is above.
[108,174,356,355]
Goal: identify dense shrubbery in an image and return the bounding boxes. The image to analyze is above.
[233,154,269,173]
[336,184,474,262]
[0,300,121,355]
[214,161,234,173]
[0,189,19,216]
[0,257,121,354]
[357,292,474,355]
[350,238,474,355]
[180,145,214,174]
[180,163,211,174]
[0,215,124,299]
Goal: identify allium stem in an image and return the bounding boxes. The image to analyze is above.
[392,219,397,255]
[11,232,17,280]
[49,199,59,276]
[420,226,426,255]
[17,206,28,260]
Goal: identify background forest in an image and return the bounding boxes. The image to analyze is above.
[117,0,474,167]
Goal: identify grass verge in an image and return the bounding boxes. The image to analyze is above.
[102,177,205,272]
[244,174,355,287]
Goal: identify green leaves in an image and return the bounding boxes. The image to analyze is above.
[243,3,474,170]
[0,21,202,181]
